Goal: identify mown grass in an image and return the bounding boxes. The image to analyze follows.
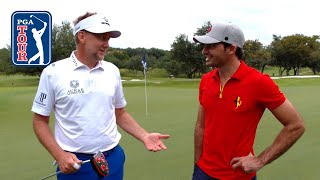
[0,74,319,180]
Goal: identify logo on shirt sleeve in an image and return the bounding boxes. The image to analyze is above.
[35,92,47,106]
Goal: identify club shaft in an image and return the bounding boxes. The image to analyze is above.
[31,15,45,23]
[39,171,61,180]
[39,159,90,180]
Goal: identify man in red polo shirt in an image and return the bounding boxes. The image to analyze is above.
[192,22,305,180]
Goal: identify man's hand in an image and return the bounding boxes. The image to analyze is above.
[230,153,264,174]
[142,133,170,152]
[56,152,82,174]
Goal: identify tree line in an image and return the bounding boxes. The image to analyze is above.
[1,21,319,78]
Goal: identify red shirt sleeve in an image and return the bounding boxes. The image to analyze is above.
[256,74,286,110]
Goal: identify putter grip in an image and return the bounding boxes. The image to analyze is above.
[73,163,80,170]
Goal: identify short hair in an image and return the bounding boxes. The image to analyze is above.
[221,42,243,59]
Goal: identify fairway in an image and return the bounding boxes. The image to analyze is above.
[0,76,319,180]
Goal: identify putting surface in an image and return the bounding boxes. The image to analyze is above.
[0,77,319,179]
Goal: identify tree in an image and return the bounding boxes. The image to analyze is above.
[282,34,311,75]
[309,50,320,74]
[243,40,271,73]
[193,21,212,76]
[106,49,130,69]
[160,52,180,77]
[307,36,320,74]
[52,21,76,62]
[148,48,166,59]
[271,34,317,76]
[128,55,147,76]
[0,46,15,74]
[123,47,146,57]
[194,21,211,36]
[169,21,213,79]
[0,43,45,76]
[270,35,287,76]
[171,34,198,78]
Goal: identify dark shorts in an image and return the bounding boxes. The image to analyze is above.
[57,144,125,180]
[192,164,257,180]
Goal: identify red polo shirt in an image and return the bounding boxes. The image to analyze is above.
[197,61,286,180]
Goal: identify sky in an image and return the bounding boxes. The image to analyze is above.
[1,0,319,51]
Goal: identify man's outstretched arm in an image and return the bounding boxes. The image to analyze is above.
[115,108,170,152]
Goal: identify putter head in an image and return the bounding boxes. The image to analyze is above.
[91,151,109,177]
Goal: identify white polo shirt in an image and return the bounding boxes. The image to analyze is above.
[31,52,127,153]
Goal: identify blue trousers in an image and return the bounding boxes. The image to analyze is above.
[57,144,125,180]
[192,164,257,180]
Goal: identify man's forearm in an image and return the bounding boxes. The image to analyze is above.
[257,123,305,166]
[194,126,204,164]
[115,109,148,142]
[194,105,205,164]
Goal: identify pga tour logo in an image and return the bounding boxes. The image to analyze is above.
[11,11,52,66]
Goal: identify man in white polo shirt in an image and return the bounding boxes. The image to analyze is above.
[31,12,170,180]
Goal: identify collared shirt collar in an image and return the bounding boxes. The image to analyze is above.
[212,60,248,81]
[70,51,104,71]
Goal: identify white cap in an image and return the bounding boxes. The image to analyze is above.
[193,22,245,48]
[73,14,121,38]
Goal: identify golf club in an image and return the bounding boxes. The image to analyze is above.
[39,159,90,180]
[39,150,108,179]
[30,15,46,24]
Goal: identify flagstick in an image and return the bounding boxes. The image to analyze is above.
[141,53,148,116]
[144,68,148,116]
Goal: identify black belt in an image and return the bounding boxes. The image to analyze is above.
[67,144,119,158]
